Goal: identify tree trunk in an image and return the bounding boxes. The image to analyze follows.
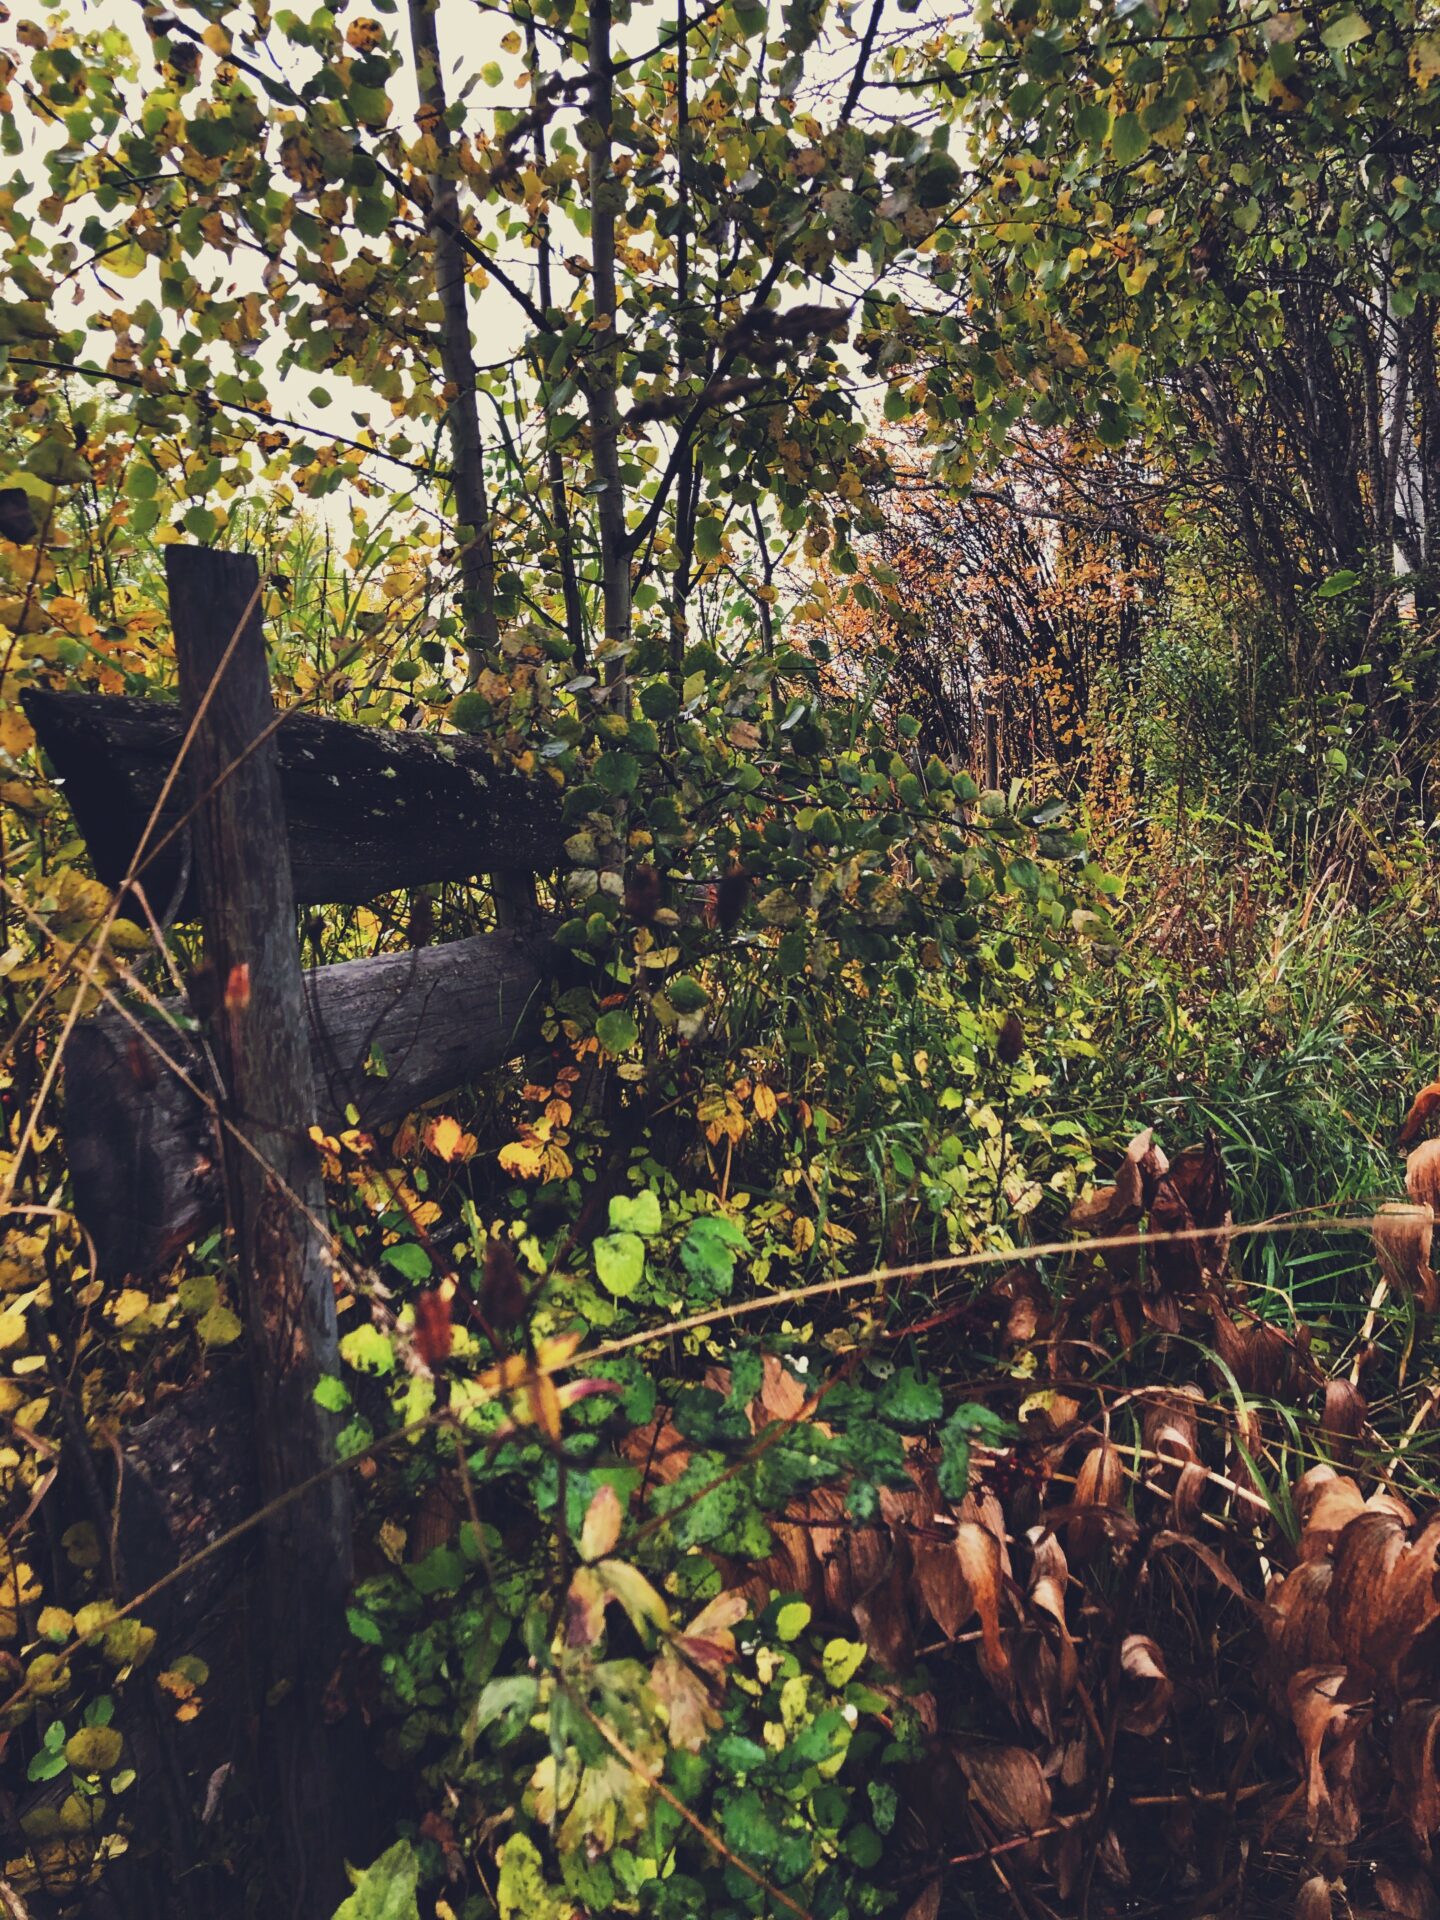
[587,0,632,661]
[405,0,501,684]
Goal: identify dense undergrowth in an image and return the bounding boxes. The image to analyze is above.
[3,508,1439,1920]
[2,0,1440,1909]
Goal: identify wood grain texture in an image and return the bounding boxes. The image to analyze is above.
[169,543,351,1915]
[22,686,563,918]
[65,926,547,1277]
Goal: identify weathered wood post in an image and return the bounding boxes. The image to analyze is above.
[168,545,352,1915]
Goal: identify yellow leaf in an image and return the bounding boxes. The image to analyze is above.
[753,1083,778,1122]
[498,1137,545,1179]
[428,1116,463,1161]
[0,703,34,757]
[64,1726,123,1773]
[1412,31,1440,84]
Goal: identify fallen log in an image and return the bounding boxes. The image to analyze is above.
[65,925,548,1278]
[22,688,563,917]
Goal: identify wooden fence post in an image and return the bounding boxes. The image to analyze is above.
[168,545,353,1915]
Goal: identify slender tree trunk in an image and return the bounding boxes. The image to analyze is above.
[587,0,632,663]
[529,23,586,665]
[407,0,537,921]
[406,0,501,683]
[669,0,696,681]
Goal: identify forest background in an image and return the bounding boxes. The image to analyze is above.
[2,0,1440,1917]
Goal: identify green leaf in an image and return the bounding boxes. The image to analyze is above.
[195,1304,242,1347]
[382,1242,433,1281]
[1317,568,1361,598]
[821,1637,868,1687]
[665,974,708,1014]
[679,1215,747,1295]
[694,514,724,560]
[346,1606,385,1645]
[594,749,638,794]
[339,1323,396,1375]
[595,1009,639,1054]
[878,1367,942,1427]
[471,1675,540,1746]
[333,1840,421,1920]
[1110,112,1147,166]
[497,1833,569,1920]
[314,1376,351,1412]
[608,1189,661,1237]
[939,1402,1015,1501]
[775,1599,811,1641]
[594,1231,645,1297]
[1320,10,1370,48]
[27,432,88,487]
[177,1276,217,1315]
[1075,100,1111,145]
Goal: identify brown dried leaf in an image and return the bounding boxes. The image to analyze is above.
[1094,1827,1131,1889]
[901,1884,942,1920]
[959,1489,1013,1576]
[1376,1866,1440,1919]
[1390,1699,1440,1850]
[1321,1380,1366,1444]
[1286,1664,1358,1833]
[913,1524,966,1639]
[758,1353,807,1425]
[822,1507,893,1622]
[680,1589,748,1675]
[1068,1440,1125,1561]
[852,1559,913,1675]
[1150,1132,1231,1292]
[1118,1632,1173,1736]
[1408,1137,1440,1212]
[618,1414,691,1488]
[957,1742,1051,1837]
[1399,1080,1440,1148]
[1143,1386,1207,1525]
[1266,1559,1341,1683]
[1295,1468,1367,1552]
[1068,1128,1167,1232]
[1295,1875,1333,1920]
[955,1519,1010,1681]
[1374,1200,1439,1314]
[650,1643,722,1751]
[1328,1510,1407,1672]
[1152,1530,1256,1608]
[1364,1512,1440,1690]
